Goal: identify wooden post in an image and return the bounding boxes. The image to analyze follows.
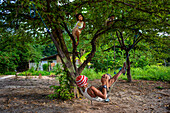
[25,72,28,80]
[15,72,18,80]
[39,73,42,79]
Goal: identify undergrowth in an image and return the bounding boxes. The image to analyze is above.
[130,65,170,81]
[48,64,74,100]
[18,70,51,76]
[48,72,74,100]
[82,65,170,82]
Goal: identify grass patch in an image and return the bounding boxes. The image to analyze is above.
[82,65,170,82]
[2,65,169,82]
[155,86,164,89]
[0,72,16,75]
[18,70,51,76]
[81,68,104,80]
[120,65,170,81]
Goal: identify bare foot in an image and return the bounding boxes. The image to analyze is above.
[121,62,126,74]
[76,41,79,45]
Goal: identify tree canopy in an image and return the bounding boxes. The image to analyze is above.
[1,0,169,82]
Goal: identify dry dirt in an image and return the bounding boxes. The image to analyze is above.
[0,76,169,113]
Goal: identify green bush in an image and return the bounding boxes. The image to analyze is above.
[81,67,103,80]
[0,72,16,75]
[18,70,50,76]
[128,65,170,81]
[48,72,74,100]
[29,66,35,73]
[52,64,62,75]
[0,51,17,74]
[34,71,50,76]
[43,64,48,71]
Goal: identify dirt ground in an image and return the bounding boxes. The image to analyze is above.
[0,76,169,113]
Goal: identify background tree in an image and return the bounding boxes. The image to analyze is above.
[42,43,58,57]
[0,27,43,73]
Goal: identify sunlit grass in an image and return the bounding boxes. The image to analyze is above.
[120,65,170,81]
[82,65,170,81]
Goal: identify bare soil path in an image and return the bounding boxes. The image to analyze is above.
[0,75,15,80]
[0,76,169,113]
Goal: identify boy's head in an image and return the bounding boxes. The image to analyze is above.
[75,13,84,21]
[109,15,115,20]
[76,75,88,87]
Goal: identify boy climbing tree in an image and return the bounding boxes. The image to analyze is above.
[105,15,115,26]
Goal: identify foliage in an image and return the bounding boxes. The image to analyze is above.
[29,66,35,73]
[0,28,43,73]
[48,64,74,100]
[91,38,166,72]
[0,51,18,73]
[120,65,170,81]
[0,72,16,75]
[52,63,63,75]
[43,64,49,71]
[82,65,170,82]
[48,72,74,100]
[42,43,58,57]
[18,63,64,76]
[81,67,102,80]
[148,35,170,64]
[18,70,50,76]
[91,46,125,72]
[155,86,164,89]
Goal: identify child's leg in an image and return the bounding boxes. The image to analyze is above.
[107,62,126,88]
[75,30,80,45]
[72,29,77,40]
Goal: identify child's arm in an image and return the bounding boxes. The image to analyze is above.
[73,21,79,29]
[79,22,86,31]
[105,18,109,26]
[90,86,107,99]
[90,76,108,99]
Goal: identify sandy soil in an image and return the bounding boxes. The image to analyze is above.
[0,76,169,113]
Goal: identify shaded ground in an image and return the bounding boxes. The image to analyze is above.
[0,76,169,113]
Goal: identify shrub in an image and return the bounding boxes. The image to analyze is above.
[48,72,74,100]
[2,72,16,75]
[43,64,48,71]
[129,65,170,81]
[52,64,62,75]
[18,70,50,76]
[29,66,35,73]
[81,67,102,80]
[34,71,50,76]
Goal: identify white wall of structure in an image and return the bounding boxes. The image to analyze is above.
[29,59,79,71]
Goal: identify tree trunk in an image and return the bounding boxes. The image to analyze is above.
[126,51,132,82]
[49,30,79,97]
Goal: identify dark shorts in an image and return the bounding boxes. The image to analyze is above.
[98,86,110,93]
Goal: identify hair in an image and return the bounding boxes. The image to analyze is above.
[109,15,115,18]
[75,13,84,21]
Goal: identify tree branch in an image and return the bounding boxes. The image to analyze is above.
[104,46,122,51]
[118,30,126,47]
[116,31,123,47]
